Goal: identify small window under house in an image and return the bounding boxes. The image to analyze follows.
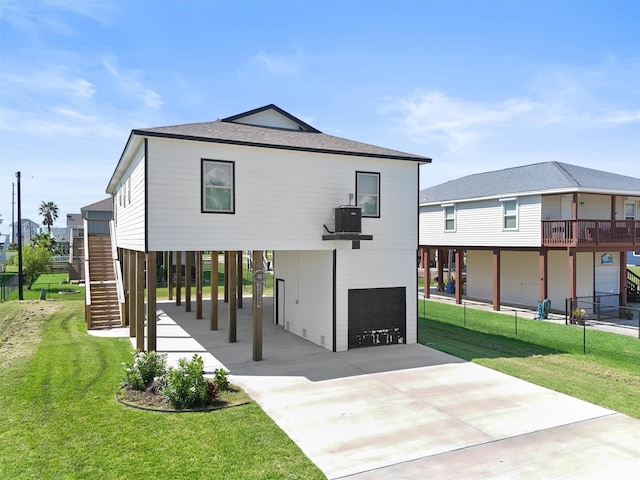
[501,198,518,230]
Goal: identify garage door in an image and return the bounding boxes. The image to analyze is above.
[348,287,406,349]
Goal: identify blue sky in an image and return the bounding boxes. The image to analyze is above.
[1,0,638,232]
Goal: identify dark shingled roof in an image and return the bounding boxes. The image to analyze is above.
[133,119,431,162]
[81,197,113,211]
[420,162,640,204]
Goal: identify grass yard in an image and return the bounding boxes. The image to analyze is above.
[419,300,640,419]
[0,299,324,480]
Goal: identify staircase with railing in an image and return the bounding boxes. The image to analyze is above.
[628,268,640,303]
[85,220,125,329]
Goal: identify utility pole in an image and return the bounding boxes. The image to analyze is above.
[16,172,23,300]
[11,182,15,244]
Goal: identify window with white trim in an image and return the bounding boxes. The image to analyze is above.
[624,202,636,220]
[356,171,380,217]
[443,205,455,231]
[502,198,518,230]
[202,159,235,213]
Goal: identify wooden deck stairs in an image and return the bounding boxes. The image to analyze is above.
[86,235,123,329]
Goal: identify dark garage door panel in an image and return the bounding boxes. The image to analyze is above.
[348,287,406,348]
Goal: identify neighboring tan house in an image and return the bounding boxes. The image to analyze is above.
[104,104,431,355]
[419,162,640,315]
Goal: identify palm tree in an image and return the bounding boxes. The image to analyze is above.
[39,201,59,234]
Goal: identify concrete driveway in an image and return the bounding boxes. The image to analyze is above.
[100,298,640,479]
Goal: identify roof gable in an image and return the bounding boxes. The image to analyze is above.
[221,104,321,133]
[420,161,640,204]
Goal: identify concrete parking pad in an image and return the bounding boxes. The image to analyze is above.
[93,298,640,479]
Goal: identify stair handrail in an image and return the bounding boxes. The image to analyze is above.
[628,267,640,288]
[109,220,126,323]
[84,218,92,327]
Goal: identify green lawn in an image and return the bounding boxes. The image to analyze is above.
[0,299,324,480]
[419,300,640,419]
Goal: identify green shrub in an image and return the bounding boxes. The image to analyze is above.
[213,367,230,391]
[163,354,207,409]
[122,350,167,391]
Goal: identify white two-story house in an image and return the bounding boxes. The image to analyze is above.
[419,162,640,315]
[105,104,431,354]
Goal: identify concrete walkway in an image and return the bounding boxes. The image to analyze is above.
[92,297,640,479]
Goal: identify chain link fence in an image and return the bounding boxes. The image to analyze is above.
[419,297,640,357]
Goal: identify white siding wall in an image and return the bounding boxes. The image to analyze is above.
[113,144,146,251]
[335,249,417,352]
[467,249,595,312]
[577,194,615,220]
[147,138,418,252]
[466,250,492,301]
[419,194,541,247]
[541,195,563,220]
[273,248,417,352]
[273,250,334,351]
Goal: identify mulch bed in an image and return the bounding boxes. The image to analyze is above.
[116,385,252,413]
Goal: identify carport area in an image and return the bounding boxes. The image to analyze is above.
[96,297,640,479]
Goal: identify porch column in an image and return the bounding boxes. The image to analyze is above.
[167,251,173,301]
[425,248,431,299]
[128,249,136,337]
[146,251,157,352]
[572,193,579,243]
[227,250,237,343]
[253,250,264,361]
[539,247,548,302]
[492,248,501,311]
[568,247,577,304]
[135,251,145,351]
[437,248,445,292]
[237,250,243,308]
[185,251,192,313]
[176,251,182,306]
[620,252,627,307]
[196,251,203,319]
[224,251,229,303]
[211,250,219,330]
[454,249,462,304]
[122,248,129,327]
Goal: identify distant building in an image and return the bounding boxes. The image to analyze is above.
[10,218,39,244]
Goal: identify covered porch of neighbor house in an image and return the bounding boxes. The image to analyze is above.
[419,244,635,314]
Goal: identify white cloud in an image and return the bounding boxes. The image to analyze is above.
[383,90,535,150]
[251,49,302,75]
[102,57,164,109]
[385,59,640,152]
[0,67,96,100]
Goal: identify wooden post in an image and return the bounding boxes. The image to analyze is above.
[492,248,501,311]
[167,251,173,301]
[176,251,182,306]
[128,249,136,337]
[147,251,157,352]
[185,251,192,313]
[620,252,627,307]
[224,251,229,303]
[196,251,203,319]
[211,250,219,330]
[425,248,431,299]
[568,247,577,306]
[437,248,445,292]
[237,250,243,308]
[454,249,462,304]
[228,250,237,343]
[122,248,129,327]
[136,251,145,351]
[253,250,263,361]
[539,248,548,302]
